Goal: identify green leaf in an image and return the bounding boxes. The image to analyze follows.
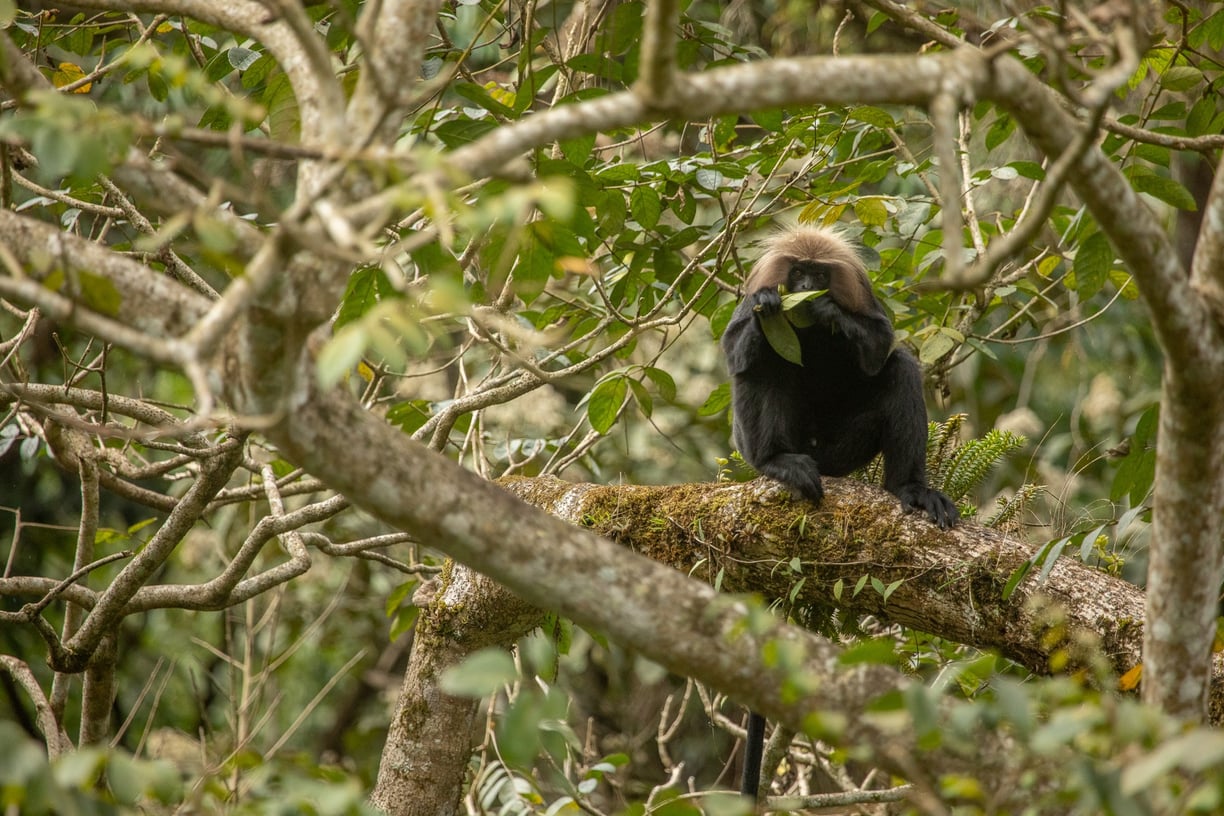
[630,185,662,230]
[778,289,827,310]
[595,162,639,182]
[759,312,802,365]
[918,329,958,365]
[263,71,300,142]
[1187,97,1217,137]
[1157,65,1201,92]
[1205,9,1224,50]
[560,133,596,166]
[588,376,628,433]
[1009,161,1046,180]
[985,115,1015,151]
[1073,231,1112,299]
[384,580,417,617]
[839,638,898,665]
[709,299,736,339]
[848,106,896,129]
[671,187,697,224]
[628,379,653,417]
[854,197,888,227]
[698,382,731,416]
[515,226,556,304]
[642,366,677,402]
[316,324,368,389]
[1122,730,1224,795]
[440,648,518,696]
[1001,561,1032,600]
[106,753,144,805]
[1131,173,1198,211]
[227,46,261,71]
[336,267,388,330]
[750,108,784,132]
[453,82,516,117]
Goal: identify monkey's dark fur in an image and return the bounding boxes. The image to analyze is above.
[723,228,957,800]
[721,226,958,529]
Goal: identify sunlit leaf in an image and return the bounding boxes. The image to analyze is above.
[51,62,91,93]
[854,197,888,227]
[588,376,628,433]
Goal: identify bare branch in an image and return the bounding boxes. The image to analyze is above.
[0,656,71,757]
[57,438,245,672]
[931,91,966,283]
[636,0,681,108]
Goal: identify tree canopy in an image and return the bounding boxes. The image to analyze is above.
[2,1,1224,814]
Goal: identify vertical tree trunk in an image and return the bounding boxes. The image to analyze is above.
[371,565,539,816]
[1143,371,1224,720]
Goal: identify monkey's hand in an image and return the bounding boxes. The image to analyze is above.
[759,453,824,504]
[895,484,959,529]
[807,295,848,331]
[750,287,783,318]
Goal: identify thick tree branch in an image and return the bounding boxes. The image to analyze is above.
[371,566,539,816]
[348,0,446,144]
[0,210,210,338]
[261,375,1002,766]
[495,475,1215,703]
[447,52,967,180]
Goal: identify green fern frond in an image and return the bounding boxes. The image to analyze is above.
[926,413,967,489]
[936,428,1027,502]
[985,483,1044,533]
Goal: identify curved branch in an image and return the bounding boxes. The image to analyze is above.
[0,656,71,757]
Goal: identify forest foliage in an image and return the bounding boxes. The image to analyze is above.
[2,0,1224,814]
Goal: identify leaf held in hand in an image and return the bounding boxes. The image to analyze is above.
[760,312,803,365]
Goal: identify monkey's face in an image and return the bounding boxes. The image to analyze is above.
[783,260,833,322]
[787,260,832,293]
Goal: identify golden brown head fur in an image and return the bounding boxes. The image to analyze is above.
[744,226,875,315]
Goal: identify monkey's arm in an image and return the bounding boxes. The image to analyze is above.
[720,289,784,375]
[810,297,894,376]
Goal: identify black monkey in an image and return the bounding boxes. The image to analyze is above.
[721,226,957,528]
[720,227,957,800]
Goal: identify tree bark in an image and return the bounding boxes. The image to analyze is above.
[371,564,539,816]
